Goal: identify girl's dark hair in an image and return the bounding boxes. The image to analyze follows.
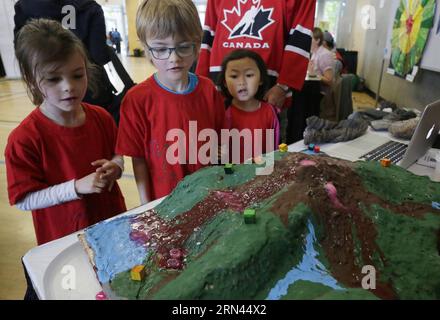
[217,49,269,105]
[15,18,98,105]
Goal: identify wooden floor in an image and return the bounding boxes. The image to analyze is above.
[0,56,375,299]
[352,91,377,111]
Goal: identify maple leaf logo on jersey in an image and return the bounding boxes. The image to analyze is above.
[221,0,274,40]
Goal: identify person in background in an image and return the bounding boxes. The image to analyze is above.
[116,0,225,204]
[323,31,336,52]
[218,49,279,163]
[6,19,126,246]
[322,31,347,76]
[308,27,335,96]
[112,28,122,54]
[286,28,335,144]
[14,0,109,66]
[107,29,115,48]
[196,0,316,143]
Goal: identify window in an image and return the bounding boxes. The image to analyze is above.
[317,0,342,41]
[193,0,207,25]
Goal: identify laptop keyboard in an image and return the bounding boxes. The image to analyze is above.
[360,141,408,164]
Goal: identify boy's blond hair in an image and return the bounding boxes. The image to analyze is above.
[136,0,202,47]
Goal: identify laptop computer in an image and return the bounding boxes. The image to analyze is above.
[398,100,440,168]
[323,99,440,169]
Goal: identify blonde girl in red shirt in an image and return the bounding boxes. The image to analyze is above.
[6,19,126,245]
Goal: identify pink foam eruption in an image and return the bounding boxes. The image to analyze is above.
[95,290,108,300]
[324,182,346,210]
[299,159,317,167]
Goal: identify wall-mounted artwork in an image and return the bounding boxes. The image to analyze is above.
[387,0,436,82]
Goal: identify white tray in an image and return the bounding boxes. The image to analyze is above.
[43,241,101,300]
[24,198,164,300]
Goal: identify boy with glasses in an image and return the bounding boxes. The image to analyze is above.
[116,0,225,203]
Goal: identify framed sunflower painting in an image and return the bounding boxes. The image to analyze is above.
[388,0,436,81]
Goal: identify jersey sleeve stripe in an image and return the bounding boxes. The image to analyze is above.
[202,29,215,48]
[201,43,211,51]
[289,25,313,37]
[286,27,312,57]
[267,69,279,78]
[203,25,215,36]
[285,45,310,59]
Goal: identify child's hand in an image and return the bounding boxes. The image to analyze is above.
[74,172,107,195]
[92,159,122,191]
[264,85,287,109]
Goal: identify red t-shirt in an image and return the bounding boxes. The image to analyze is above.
[225,102,279,163]
[5,104,127,245]
[116,75,225,200]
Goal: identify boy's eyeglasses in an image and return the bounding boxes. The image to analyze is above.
[146,43,196,60]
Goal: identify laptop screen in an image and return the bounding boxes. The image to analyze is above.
[320,99,440,169]
[399,100,440,168]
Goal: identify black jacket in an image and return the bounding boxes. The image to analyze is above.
[14,0,110,65]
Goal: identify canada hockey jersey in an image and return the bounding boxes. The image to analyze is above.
[196,0,316,91]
